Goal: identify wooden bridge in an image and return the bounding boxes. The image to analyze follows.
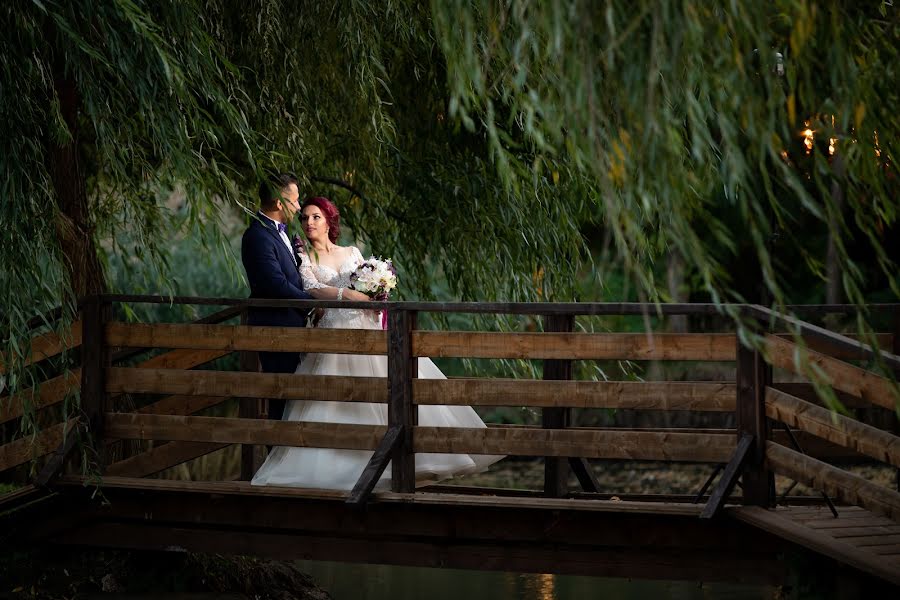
[2,296,900,588]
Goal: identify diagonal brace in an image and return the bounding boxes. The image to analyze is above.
[701,434,754,520]
[346,425,403,507]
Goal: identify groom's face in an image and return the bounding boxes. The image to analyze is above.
[278,183,301,222]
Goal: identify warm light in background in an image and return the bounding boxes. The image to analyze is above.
[802,121,815,154]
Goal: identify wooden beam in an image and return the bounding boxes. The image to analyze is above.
[766,442,900,522]
[80,297,108,454]
[105,367,388,403]
[104,413,386,450]
[0,420,76,474]
[736,340,773,506]
[766,334,900,411]
[766,387,900,468]
[747,305,900,371]
[347,425,403,506]
[105,441,230,478]
[701,434,754,519]
[33,418,81,488]
[0,369,81,425]
[0,320,82,375]
[413,379,736,410]
[413,426,735,462]
[412,331,735,361]
[388,310,416,493]
[102,413,735,462]
[105,322,387,355]
[542,314,573,497]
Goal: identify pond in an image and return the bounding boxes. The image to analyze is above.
[296,560,778,600]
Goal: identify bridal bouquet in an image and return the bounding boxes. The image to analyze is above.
[350,256,397,301]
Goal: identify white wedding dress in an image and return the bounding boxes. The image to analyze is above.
[251,246,502,491]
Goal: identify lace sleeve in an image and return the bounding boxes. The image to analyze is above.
[298,252,328,290]
[351,246,365,266]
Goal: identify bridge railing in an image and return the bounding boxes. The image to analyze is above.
[2,296,898,514]
[742,306,900,522]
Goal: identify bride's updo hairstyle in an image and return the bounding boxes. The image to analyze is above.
[301,196,340,243]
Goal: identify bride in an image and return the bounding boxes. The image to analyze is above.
[251,196,502,490]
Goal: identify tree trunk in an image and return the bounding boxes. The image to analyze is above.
[47,74,106,299]
[666,249,688,333]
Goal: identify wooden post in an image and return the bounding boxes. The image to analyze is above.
[388,309,416,493]
[542,314,574,497]
[81,295,109,469]
[239,308,264,481]
[893,308,900,492]
[736,337,773,506]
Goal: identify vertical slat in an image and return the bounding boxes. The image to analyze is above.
[389,309,417,492]
[543,314,574,497]
[81,296,109,468]
[736,338,773,506]
[239,308,265,481]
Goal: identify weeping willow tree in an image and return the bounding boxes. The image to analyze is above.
[1,1,898,422]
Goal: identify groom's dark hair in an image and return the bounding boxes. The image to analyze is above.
[258,172,299,210]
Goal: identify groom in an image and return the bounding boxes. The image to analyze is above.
[241,172,311,421]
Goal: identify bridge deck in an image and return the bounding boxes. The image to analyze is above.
[730,505,900,586]
[2,476,894,587]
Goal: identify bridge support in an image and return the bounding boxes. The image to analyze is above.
[543,314,573,497]
[736,337,774,507]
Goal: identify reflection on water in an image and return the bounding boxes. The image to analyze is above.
[296,561,776,600]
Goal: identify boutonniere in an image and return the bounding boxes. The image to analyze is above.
[291,233,306,263]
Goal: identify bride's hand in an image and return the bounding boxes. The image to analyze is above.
[343,289,371,302]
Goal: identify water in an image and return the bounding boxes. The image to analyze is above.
[296,561,777,600]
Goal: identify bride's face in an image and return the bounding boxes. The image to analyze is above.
[301,205,328,242]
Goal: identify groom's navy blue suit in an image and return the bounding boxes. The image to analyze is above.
[241,214,312,420]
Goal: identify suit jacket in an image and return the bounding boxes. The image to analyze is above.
[241,216,311,374]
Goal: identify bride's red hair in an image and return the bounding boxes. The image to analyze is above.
[301,196,340,243]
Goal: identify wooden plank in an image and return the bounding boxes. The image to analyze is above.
[803,517,897,529]
[105,322,387,355]
[1,349,228,427]
[869,544,900,555]
[766,442,900,522]
[771,382,868,409]
[0,369,81,425]
[765,334,900,410]
[347,425,403,506]
[412,331,736,360]
[131,348,231,370]
[104,413,385,450]
[105,441,230,478]
[413,379,735,410]
[413,426,735,462]
[0,320,82,375]
[101,413,735,462]
[701,434,754,519]
[828,525,900,538]
[388,310,416,493]
[0,420,76,473]
[105,367,388,403]
[729,505,900,586]
[766,387,900,467]
[133,394,227,417]
[748,305,900,371]
[34,422,80,488]
[847,535,900,547]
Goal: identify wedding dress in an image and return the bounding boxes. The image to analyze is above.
[251,246,502,490]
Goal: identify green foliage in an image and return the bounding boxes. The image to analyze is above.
[1,1,898,423]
